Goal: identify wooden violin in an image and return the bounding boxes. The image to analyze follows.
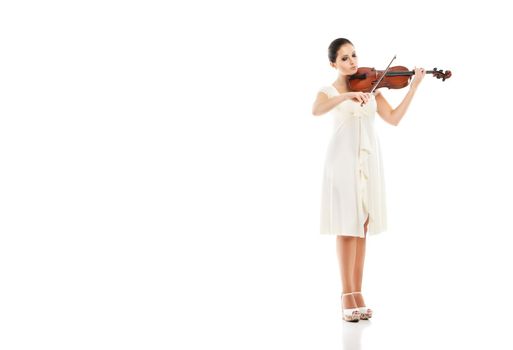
[348,56,451,93]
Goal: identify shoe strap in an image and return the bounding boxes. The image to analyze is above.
[342,291,362,296]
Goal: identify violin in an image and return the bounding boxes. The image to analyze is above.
[347,56,451,93]
[348,66,451,92]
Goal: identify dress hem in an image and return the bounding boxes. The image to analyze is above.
[319,229,386,237]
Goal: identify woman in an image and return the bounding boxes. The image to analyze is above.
[312,38,425,322]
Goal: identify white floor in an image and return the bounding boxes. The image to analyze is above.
[3,211,512,349]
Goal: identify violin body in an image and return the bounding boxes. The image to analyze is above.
[348,66,451,93]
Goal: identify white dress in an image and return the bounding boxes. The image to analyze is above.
[319,85,387,237]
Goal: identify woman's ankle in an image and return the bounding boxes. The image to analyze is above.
[341,293,358,309]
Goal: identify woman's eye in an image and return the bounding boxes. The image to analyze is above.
[342,57,348,61]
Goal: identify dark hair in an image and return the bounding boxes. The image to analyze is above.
[328,38,353,63]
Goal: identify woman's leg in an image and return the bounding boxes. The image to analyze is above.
[353,215,369,306]
[336,235,358,309]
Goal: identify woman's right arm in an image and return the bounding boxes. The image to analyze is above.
[312,91,369,116]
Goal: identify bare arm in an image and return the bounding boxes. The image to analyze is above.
[312,92,350,116]
[375,87,418,126]
[375,67,426,126]
[312,91,371,116]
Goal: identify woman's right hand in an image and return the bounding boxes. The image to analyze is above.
[345,91,372,104]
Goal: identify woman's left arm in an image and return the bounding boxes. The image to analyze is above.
[375,67,426,126]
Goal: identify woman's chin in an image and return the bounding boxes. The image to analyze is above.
[346,67,358,75]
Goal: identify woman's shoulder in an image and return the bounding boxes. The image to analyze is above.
[318,85,337,97]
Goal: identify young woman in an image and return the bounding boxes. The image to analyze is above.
[312,38,425,322]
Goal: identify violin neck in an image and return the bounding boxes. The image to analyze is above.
[386,70,435,76]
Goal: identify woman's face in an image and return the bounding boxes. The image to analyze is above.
[331,44,358,76]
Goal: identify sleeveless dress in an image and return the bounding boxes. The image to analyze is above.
[319,85,387,237]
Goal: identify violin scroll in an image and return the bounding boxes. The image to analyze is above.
[432,67,452,81]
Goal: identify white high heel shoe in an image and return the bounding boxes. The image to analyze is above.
[352,291,373,320]
[341,292,361,322]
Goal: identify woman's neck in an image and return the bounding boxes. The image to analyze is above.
[333,75,349,91]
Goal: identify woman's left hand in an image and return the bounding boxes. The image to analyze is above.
[410,67,426,90]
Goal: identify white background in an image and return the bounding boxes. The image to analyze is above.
[1,0,512,349]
